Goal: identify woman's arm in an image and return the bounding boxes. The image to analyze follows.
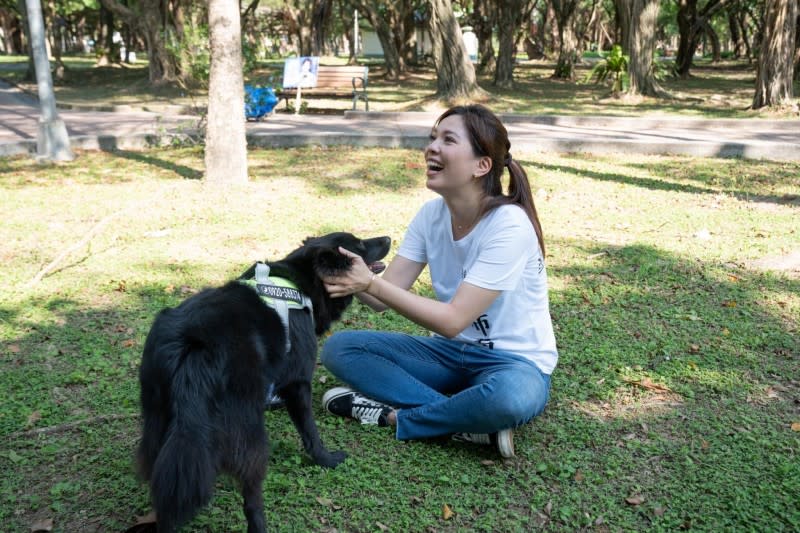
[354,255,425,312]
[325,248,500,338]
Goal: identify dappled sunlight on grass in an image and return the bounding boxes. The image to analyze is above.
[1,147,798,531]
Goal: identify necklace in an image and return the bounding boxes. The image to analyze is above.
[452,214,479,233]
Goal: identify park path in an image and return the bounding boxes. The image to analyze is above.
[2,80,799,160]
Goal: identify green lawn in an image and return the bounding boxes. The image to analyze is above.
[1,146,798,532]
[2,54,799,118]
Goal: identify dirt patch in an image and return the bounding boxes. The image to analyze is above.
[749,249,800,279]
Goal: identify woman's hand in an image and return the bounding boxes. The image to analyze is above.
[323,247,376,298]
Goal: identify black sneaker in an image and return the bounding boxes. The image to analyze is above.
[322,387,393,426]
[452,429,515,458]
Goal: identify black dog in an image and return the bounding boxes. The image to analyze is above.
[137,232,391,533]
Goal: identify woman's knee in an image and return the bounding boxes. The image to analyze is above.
[320,330,359,368]
[488,373,549,426]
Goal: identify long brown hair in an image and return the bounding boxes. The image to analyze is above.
[435,104,546,256]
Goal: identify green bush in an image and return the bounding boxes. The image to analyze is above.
[583,44,629,94]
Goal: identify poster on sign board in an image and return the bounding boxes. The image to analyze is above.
[282,57,319,88]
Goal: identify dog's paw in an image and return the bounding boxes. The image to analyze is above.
[316,449,347,468]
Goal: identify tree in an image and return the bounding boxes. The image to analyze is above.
[428,0,486,100]
[752,0,798,109]
[613,0,667,97]
[204,0,248,184]
[25,0,73,161]
[674,0,729,79]
[494,0,531,88]
[352,0,403,79]
[551,0,580,79]
[99,0,177,84]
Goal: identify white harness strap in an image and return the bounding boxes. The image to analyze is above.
[250,262,313,352]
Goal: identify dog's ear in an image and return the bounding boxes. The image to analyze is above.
[314,247,352,277]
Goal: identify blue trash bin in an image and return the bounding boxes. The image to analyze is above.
[244,85,278,120]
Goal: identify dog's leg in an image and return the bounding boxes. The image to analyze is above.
[281,381,347,468]
[231,420,269,533]
[241,474,267,533]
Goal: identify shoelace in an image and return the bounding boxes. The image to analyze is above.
[351,403,387,424]
[453,432,492,445]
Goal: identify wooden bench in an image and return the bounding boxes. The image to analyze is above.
[276,65,369,111]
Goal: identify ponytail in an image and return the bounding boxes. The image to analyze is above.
[483,154,546,257]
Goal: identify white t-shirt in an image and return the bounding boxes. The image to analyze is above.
[398,197,558,374]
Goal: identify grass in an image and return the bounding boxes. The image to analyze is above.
[0,145,798,532]
[2,54,799,118]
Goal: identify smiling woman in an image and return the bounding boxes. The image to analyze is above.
[317,104,557,458]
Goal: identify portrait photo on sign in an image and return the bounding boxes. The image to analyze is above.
[282,56,319,89]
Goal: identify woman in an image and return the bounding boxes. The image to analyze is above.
[320,104,557,458]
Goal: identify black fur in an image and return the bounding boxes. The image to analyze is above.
[137,232,391,533]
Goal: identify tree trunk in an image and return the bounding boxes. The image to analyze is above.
[675,0,699,78]
[752,0,798,109]
[552,0,579,79]
[355,0,402,79]
[311,0,333,55]
[702,20,721,62]
[205,0,248,185]
[16,0,36,81]
[99,0,177,84]
[794,12,800,80]
[474,0,496,74]
[495,0,524,88]
[428,0,485,101]
[627,0,666,97]
[728,8,744,58]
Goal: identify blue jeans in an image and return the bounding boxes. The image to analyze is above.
[320,331,551,441]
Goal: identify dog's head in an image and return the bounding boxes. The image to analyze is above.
[273,232,391,335]
[304,232,391,278]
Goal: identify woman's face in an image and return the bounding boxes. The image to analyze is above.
[424,114,490,195]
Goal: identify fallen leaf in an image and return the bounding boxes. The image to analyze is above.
[442,504,454,520]
[480,459,495,466]
[791,422,800,432]
[689,344,700,354]
[653,506,666,516]
[376,522,389,531]
[721,300,737,308]
[27,411,41,426]
[9,344,20,354]
[627,377,671,393]
[30,518,53,532]
[316,497,333,507]
[573,469,584,482]
[626,494,645,505]
[122,339,136,348]
[318,375,328,384]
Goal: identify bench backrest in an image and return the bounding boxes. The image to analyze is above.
[314,65,368,89]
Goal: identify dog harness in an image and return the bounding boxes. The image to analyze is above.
[240,262,313,352]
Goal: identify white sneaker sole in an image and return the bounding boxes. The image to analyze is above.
[496,429,515,458]
[321,386,354,410]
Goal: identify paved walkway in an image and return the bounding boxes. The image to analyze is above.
[2,81,799,160]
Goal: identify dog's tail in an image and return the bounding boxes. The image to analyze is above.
[148,342,221,531]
